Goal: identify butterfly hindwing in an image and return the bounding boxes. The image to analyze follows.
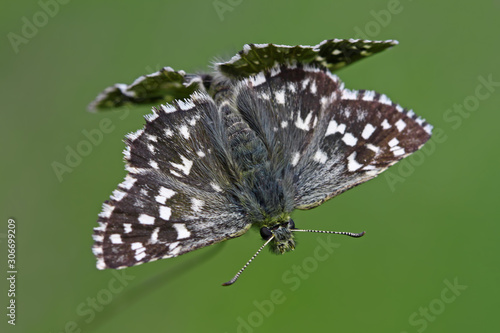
[88,67,203,111]
[93,92,251,269]
[216,39,398,78]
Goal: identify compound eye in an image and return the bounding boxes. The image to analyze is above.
[260,227,273,240]
[288,219,295,229]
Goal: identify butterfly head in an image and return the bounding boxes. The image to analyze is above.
[260,219,296,254]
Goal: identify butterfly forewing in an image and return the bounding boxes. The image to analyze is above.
[294,86,432,209]
[93,92,251,269]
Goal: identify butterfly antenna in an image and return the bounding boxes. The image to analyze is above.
[222,235,275,286]
[292,229,366,238]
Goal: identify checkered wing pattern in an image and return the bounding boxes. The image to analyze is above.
[88,67,203,111]
[216,38,398,78]
[92,92,250,269]
[233,64,432,210]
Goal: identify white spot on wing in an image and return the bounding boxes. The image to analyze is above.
[126,129,143,141]
[310,81,317,94]
[150,227,160,244]
[378,94,392,105]
[179,125,190,139]
[111,190,126,201]
[110,234,122,244]
[275,90,285,105]
[395,119,407,132]
[393,148,406,156]
[173,223,191,239]
[171,155,193,175]
[210,182,222,192]
[362,123,376,139]
[381,119,391,129]
[191,198,204,212]
[123,146,131,160]
[295,111,313,131]
[138,214,155,225]
[249,73,266,86]
[341,89,358,100]
[177,99,195,110]
[301,78,310,90]
[135,251,146,261]
[93,246,103,256]
[131,242,143,250]
[159,206,172,220]
[170,170,182,177]
[313,149,328,164]
[424,123,433,134]
[325,120,346,136]
[99,204,114,218]
[164,128,174,137]
[123,224,132,233]
[320,96,328,106]
[94,222,107,233]
[149,160,159,169]
[367,144,379,153]
[388,138,399,147]
[270,66,281,77]
[362,91,375,101]
[347,152,363,172]
[155,187,176,204]
[169,241,180,251]
[291,152,300,166]
[125,166,148,174]
[161,104,176,113]
[93,234,103,242]
[342,132,358,146]
[169,244,181,256]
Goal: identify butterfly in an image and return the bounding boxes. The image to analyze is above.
[90,39,432,285]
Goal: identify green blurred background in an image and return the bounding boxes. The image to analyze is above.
[1,0,499,332]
